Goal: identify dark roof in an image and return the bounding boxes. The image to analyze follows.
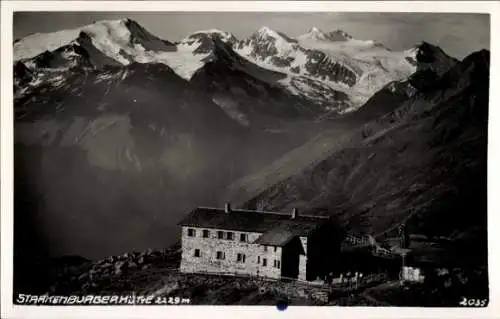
[178,206,329,236]
[253,221,320,246]
[253,231,295,246]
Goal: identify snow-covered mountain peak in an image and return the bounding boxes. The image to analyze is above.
[15,19,122,61]
[234,26,299,65]
[190,29,235,39]
[232,26,361,105]
[300,27,328,41]
[294,31,423,108]
[255,26,279,38]
[249,26,297,44]
[14,18,176,65]
[176,29,239,65]
[298,28,352,42]
[325,29,352,41]
[180,29,238,48]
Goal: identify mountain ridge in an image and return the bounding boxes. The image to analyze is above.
[14,19,438,115]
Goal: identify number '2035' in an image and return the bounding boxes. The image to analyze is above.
[459,297,488,307]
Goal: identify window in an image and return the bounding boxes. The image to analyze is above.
[257,256,261,264]
[187,228,196,237]
[217,231,224,239]
[202,230,210,238]
[193,249,201,257]
[237,253,246,263]
[262,258,267,267]
[216,251,225,260]
[240,233,247,242]
[263,246,268,252]
[226,232,234,240]
[274,246,278,252]
[273,260,281,269]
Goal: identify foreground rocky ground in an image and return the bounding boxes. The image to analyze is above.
[24,245,371,305]
[15,242,488,306]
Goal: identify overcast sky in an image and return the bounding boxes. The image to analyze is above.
[14,12,489,59]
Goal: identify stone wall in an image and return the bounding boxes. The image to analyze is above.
[180,226,283,279]
[259,243,283,279]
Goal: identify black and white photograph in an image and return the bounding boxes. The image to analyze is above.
[1,1,499,317]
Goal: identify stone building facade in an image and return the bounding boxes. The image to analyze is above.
[178,204,340,281]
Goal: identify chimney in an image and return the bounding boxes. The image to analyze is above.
[291,208,298,219]
[224,202,232,214]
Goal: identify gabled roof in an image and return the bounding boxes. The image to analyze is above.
[178,206,330,236]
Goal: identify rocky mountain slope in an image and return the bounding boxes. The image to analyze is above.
[164,30,340,125]
[229,26,420,111]
[222,42,459,204]
[233,48,488,255]
[296,27,418,107]
[188,36,332,126]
